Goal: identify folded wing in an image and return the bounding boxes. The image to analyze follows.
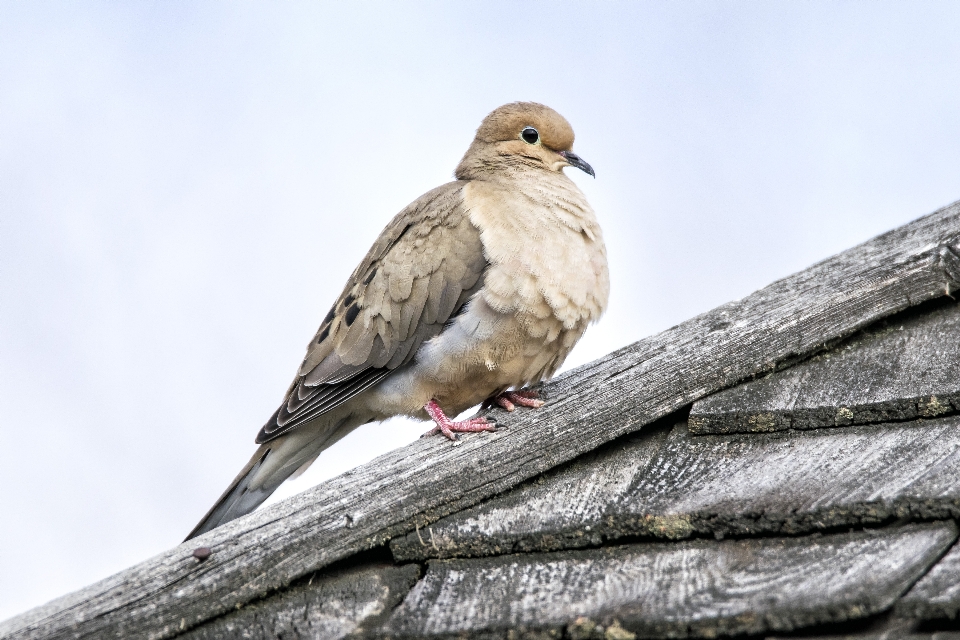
[256,182,487,443]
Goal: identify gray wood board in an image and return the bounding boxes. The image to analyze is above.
[390,420,672,561]
[898,542,960,621]
[2,203,959,640]
[613,416,960,540]
[176,562,419,640]
[689,298,960,435]
[393,415,960,561]
[377,523,957,639]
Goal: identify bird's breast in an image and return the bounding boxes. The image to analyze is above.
[463,174,610,335]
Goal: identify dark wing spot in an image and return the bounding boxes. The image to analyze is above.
[363,269,377,285]
[317,325,330,344]
[395,223,413,243]
[323,307,336,324]
[343,293,355,307]
[345,303,360,326]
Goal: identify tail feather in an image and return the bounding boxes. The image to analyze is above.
[185,413,357,541]
[185,444,274,541]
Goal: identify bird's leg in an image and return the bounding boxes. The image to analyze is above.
[422,399,496,441]
[492,388,545,412]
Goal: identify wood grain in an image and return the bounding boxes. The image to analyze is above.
[390,421,673,561]
[614,416,960,540]
[177,563,419,640]
[2,202,959,640]
[898,542,960,621]
[379,524,957,639]
[393,414,960,561]
[689,297,960,435]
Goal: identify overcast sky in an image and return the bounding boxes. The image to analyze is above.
[2,1,959,621]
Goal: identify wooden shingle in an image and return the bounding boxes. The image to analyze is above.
[393,414,960,561]
[381,524,956,639]
[689,298,960,435]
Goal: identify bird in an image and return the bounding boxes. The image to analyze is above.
[186,102,609,540]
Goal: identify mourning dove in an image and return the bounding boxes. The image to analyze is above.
[186,102,609,540]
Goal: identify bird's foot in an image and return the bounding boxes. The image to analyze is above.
[422,399,496,441]
[491,389,545,412]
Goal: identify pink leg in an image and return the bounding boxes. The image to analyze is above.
[422,400,497,441]
[492,389,546,412]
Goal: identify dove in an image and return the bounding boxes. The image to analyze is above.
[186,102,609,540]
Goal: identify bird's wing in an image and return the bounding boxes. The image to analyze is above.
[256,182,487,443]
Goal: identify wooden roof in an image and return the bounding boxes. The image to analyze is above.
[3,199,960,639]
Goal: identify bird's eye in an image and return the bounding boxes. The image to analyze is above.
[520,127,540,145]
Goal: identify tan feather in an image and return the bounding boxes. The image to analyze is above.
[263,181,486,439]
[423,270,446,326]
[336,312,377,366]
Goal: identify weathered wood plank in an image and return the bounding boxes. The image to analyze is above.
[2,203,959,640]
[176,562,419,640]
[689,298,960,435]
[613,416,960,540]
[393,415,960,561]
[898,542,960,621]
[377,524,957,639]
[390,419,672,561]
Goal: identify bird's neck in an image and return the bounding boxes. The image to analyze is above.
[468,168,601,239]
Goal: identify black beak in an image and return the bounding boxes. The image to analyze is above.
[559,150,595,178]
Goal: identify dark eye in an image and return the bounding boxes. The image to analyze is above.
[520,126,539,144]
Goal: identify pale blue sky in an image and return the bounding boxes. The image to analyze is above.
[2,1,959,620]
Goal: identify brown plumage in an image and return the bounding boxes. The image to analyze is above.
[186,102,609,540]
[259,183,487,444]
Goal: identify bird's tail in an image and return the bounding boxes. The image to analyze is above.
[185,414,356,541]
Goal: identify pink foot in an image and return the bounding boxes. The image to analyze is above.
[422,399,497,441]
[492,389,545,412]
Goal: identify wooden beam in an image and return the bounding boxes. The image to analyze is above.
[3,201,960,640]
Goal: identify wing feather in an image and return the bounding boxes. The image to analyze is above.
[337,311,376,365]
[256,182,487,443]
[437,281,462,321]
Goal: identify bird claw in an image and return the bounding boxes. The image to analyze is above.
[491,389,545,412]
[422,400,497,441]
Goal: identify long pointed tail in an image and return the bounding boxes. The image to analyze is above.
[185,443,275,541]
[185,414,355,541]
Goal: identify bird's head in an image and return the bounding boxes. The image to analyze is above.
[455,102,594,180]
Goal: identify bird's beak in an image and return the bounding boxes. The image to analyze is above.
[558,150,595,178]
